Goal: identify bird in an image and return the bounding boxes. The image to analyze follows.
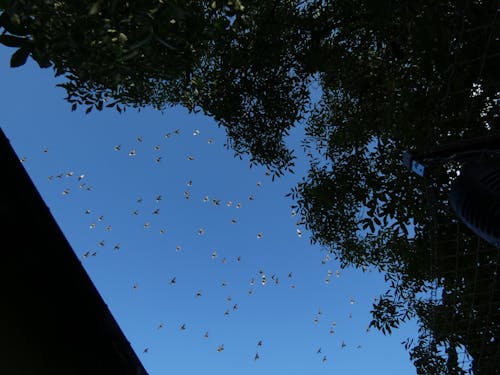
[98,240,105,247]
[257,340,262,347]
[170,277,176,285]
[154,144,161,151]
[236,202,242,208]
[193,129,200,136]
[211,251,217,259]
[349,297,355,305]
[175,245,182,251]
[204,331,209,338]
[180,323,186,330]
[224,309,230,316]
[155,156,162,163]
[198,228,205,235]
[136,136,143,142]
[236,256,241,262]
[114,145,121,151]
[113,243,121,251]
[155,195,162,202]
[341,341,346,349]
[226,201,233,207]
[231,218,237,224]
[207,138,214,144]
[216,344,224,352]
[316,347,322,354]
[157,323,164,330]
[83,251,90,258]
[143,348,149,353]
[322,355,327,363]
[257,232,263,239]
[143,222,150,229]
[196,290,202,298]
[153,208,160,215]
[261,275,267,285]
[254,352,260,361]
[221,281,227,287]
[128,149,136,156]
[133,283,139,289]
[133,210,139,215]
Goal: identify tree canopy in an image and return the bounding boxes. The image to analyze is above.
[1,0,499,373]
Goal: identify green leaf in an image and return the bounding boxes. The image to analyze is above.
[10,46,30,68]
[0,34,29,48]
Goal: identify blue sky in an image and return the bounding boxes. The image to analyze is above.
[1,48,418,374]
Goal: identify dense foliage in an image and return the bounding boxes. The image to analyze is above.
[2,0,498,373]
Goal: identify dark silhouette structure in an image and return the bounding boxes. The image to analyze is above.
[1,127,149,375]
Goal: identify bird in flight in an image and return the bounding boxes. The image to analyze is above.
[217,344,224,352]
[180,323,186,330]
[170,277,176,285]
[254,352,260,361]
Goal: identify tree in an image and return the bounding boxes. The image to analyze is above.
[1,1,499,373]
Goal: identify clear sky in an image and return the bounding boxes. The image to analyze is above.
[1,48,418,375]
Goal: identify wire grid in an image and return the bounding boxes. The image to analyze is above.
[422,1,499,373]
